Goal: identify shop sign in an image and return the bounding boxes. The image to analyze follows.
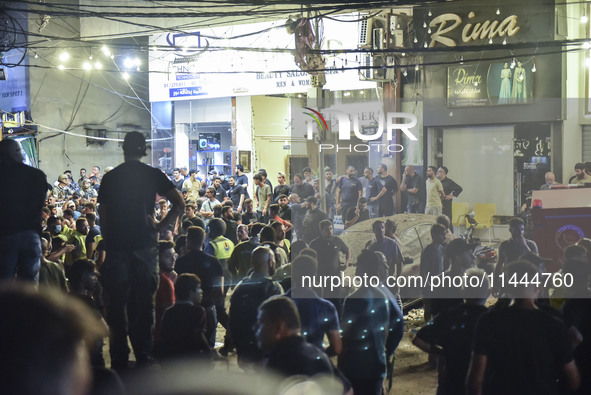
[149,15,374,102]
[414,1,554,48]
[447,60,533,107]
[0,48,29,113]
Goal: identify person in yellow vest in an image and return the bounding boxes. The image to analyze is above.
[205,218,234,264]
[65,217,89,270]
[204,218,235,356]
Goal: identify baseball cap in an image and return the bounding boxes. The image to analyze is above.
[181,188,189,193]
[278,172,286,178]
[209,170,217,175]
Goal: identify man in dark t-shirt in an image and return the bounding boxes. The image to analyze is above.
[467,261,579,395]
[400,165,424,213]
[336,166,362,217]
[310,220,350,300]
[290,173,314,201]
[175,226,223,347]
[273,172,290,202]
[493,217,538,297]
[98,132,185,369]
[0,139,47,283]
[376,163,398,216]
[414,267,489,395]
[230,247,282,367]
[256,296,350,392]
[228,176,246,212]
[158,273,211,362]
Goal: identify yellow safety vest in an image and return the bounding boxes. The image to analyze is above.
[210,236,234,261]
[65,232,86,265]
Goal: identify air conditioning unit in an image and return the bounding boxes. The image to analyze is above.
[359,54,395,82]
[390,14,412,48]
[359,16,387,48]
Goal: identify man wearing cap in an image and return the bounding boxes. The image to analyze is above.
[180,188,191,204]
[0,139,48,283]
[205,170,217,188]
[274,171,290,202]
[98,131,185,369]
[52,174,73,201]
[219,172,230,192]
[64,170,80,194]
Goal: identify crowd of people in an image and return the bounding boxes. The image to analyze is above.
[2,134,591,395]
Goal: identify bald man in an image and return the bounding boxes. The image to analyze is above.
[229,246,283,368]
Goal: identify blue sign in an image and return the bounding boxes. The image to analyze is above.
[169,87,206,98]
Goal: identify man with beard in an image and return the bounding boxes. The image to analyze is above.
[228,176,246,212]
[572,162,591,185]
[290,173,315,201]
[325,168,337,219]
[301,197,328,245]
[425,166,445,216]
[437,166,463,226]
[364,167,387,219]
[401,165,425,213]
[212,176,227,202]
[336,166,362,219]
[376,163,398,217]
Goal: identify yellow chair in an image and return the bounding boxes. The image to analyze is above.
[470,203,496,243]
[451,202,469,234]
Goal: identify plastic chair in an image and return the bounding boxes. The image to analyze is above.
[451,202,469,234]
[470,203,496,243]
